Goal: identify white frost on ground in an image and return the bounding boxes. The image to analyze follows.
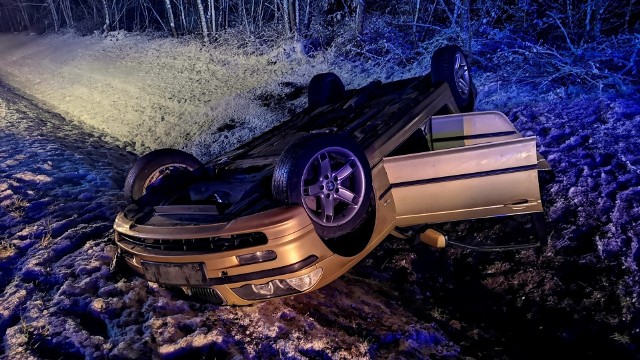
[0,32,426,160]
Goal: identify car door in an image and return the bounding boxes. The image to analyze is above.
[382,112,544,227]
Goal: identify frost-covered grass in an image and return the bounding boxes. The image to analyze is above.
[0,24,639,358]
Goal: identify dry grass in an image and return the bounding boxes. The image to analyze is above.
[5,196,27,218]
[0,240,16,258]
[39,219,53,247]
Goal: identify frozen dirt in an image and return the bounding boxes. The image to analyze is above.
[0,32,639,359]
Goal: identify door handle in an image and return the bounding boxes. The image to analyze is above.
[505,199,539,210]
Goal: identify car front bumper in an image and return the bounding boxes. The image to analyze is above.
[113,205,339,305]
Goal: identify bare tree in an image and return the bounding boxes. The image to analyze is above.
[220,0,228,30]
[101,0,110,31]
[355,0,365,35]
[146,0,168,31]
[139,0,149,29]
[413,0,420,34]
[195,0,209,41]
[46,0,59,31]
[164,0,178,36]
[110,0,129,30]
[240,0,249,34]
[0,2,17,31]
[593,0,603,37]
[176,0,187,33]
[303,0,310,31]
[281,0,290,34]
[208,0,215,34]
[452,0,460,25]
[626,0,635,31]
[288,0,297,36]
[437,0,453,27]
[461,0,471,54]
[61,0,74,27]
[17,0,29,31]
[257,0,264,31]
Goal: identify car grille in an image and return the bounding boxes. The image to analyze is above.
[117,232,268,252]
[190,287,225,305]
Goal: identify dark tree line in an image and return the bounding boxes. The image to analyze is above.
[0,0,359,39]
[0,0,637,47]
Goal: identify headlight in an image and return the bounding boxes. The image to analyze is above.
[231,268,323,300]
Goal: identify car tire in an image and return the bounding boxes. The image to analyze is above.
[273,133,373,243]
[124,148,202,203]
[308,72,346,109]
[431,45,475,112]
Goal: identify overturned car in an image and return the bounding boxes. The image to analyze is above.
[113,45,549,305]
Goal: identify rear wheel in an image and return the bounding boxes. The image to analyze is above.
[124,148,202,203]
[308,72,346,109]
[273,134,373,255]
[431,45,475,112]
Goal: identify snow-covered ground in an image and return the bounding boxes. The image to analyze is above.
[0,80,459,359]
[0,31,639,358]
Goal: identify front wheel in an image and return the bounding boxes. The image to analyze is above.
[272,134,373,246]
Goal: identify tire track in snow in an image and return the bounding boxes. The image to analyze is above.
[0,81,135,358]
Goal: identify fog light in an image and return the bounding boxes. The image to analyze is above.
[236,250,277,265]
[252,282,275,296]
[232,268,323,300]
